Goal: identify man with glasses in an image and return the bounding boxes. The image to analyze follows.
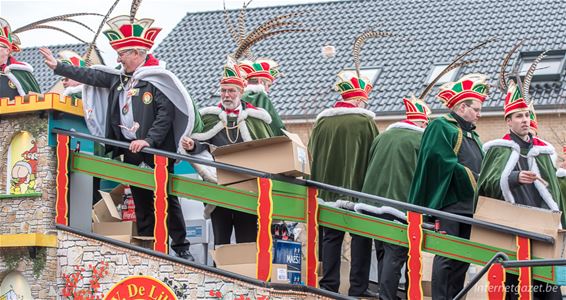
[478,80,563,299]
[40,15,203,262]
[310,71,379,297]
[408,74,489,300]
[181,58,273,246]
[358,95,430,300]
[0,18,41,99]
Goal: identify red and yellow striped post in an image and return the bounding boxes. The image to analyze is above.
[487,263,506,299]
[305,187,319,287]
[256,177,274,281]
[153,155,169,253]
[55,134,70,225]
[406,211,424,300]
[516,236,532,300]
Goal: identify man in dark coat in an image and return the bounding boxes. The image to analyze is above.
[40,15,203,261]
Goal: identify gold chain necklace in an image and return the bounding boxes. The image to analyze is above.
[225,123,241,144]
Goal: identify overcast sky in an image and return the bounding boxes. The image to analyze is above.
[1,0,339,64]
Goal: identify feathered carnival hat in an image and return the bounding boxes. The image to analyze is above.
[403,95,431,122]
[58,50,86,68]
[239,58,280,83]
[335,29,391,101]
[103,15,161,52]
[528,102,538,132]
[220,56,247,90]
[437,74,489,109]
[499,40,547,119]
[222,1,308,88]
[0,18,20,52]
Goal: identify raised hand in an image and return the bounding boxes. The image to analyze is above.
[39,47,58,70]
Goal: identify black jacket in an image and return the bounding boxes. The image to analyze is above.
[54,62,176,158]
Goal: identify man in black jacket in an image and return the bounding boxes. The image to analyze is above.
[39,15,203,262]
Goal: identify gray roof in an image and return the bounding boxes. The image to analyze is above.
[155,0,566,118]
[12,44,92,92]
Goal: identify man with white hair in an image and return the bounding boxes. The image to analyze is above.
[181,58,273,246]
[40,14,203,262]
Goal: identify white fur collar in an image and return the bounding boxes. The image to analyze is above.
[62,84,83,96]
[4,61,34,73]
[244,84,267,94]
[316,107,375,121]
[192,106,272,142]
[483,138,559,210]
[3,62,35,96]
[386,121,425,133]
[557,168,566,178]
[483,138,556,157]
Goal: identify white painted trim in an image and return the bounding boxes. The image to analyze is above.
[386,121,424,133]
[315,107,375,121]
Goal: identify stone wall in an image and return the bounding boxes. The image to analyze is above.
[0,113,58,299]
[0,113,56,235]
[57,231,333,300]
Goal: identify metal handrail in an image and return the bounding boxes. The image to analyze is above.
[52,128,555,244]
[454,252,510,300]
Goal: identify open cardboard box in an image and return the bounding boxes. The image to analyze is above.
[92,185,139,241]
[92,185,126,223]
[211,242,288,283]
[213,130,310,193]
[470,196,566,259]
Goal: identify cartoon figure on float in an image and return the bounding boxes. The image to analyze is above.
[10,140,38,194]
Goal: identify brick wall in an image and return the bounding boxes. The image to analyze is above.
[285,113,566,159]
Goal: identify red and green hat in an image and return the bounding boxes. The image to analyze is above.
[437,74,489,109]
[58,50,86,68]
[528,102,538,132]
[503,80,529,118]
[335,71,373,101]
[403,96,430,122]
[221,58,246,90]
[239,58,280,82]
[0,18,20,52]
[103,15,162,52]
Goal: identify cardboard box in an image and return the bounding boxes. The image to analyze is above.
[470,196,566,259]
[211,242,288,283]
[92,221,136,236]
[92,185,126,223]
[213,130,310,192]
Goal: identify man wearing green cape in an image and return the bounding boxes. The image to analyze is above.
[477,80,563,299]
[408,74,489,300]
[239,59,286,136]
[182,59,273,246]
[310,71,379,297]
[0,18,41,98]
[358,95,430,300]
